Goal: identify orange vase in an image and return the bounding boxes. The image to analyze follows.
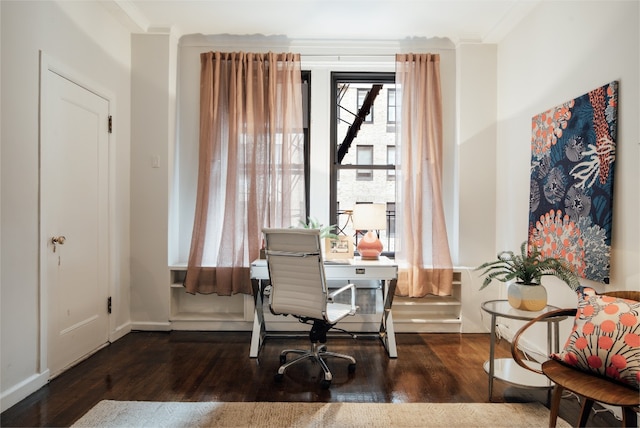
[357,231,383,260]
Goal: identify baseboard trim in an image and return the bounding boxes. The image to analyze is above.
[130,321,172,331]
[109,322,132,342]
[0,370,49,413]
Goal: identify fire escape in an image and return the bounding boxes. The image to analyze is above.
[336,84,383,164]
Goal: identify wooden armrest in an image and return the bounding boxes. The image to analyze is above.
[510,308,577,374]
[602,290,640,301]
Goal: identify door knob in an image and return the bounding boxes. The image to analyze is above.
[51,236,66,245]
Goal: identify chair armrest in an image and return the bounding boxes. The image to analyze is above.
[510,308,577,375]
[328,283,357,314]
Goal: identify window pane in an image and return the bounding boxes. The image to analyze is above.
[336,170,396,253]
[356,145,373,180]
[387,88,396,124]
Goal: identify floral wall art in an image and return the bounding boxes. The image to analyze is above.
[528,81,618,284]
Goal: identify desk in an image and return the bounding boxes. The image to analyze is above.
[250,256,399,358]
[481,300,565,401]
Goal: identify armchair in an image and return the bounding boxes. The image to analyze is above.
[511,290,640,427]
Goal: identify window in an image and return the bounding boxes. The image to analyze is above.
[356,145,373,180]
[387,88,396,124]
[331,72,396,254]
[357,88,374,123]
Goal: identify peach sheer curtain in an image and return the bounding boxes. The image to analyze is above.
[185,52,305,296]
[395,53,453,297]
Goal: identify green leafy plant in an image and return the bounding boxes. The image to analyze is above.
[297,217,339,239]
[476,241,580,291]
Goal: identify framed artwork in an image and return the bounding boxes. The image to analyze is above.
[325,236,354,260]
[528,81,618,284]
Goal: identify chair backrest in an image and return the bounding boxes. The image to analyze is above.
[263,228,328,320]
[603,290,640,301]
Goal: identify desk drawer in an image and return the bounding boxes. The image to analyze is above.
[251,263,397,281]
[322,264,397,280]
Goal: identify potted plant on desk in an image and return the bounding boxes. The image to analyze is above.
[298,217,354,260]
[298,217,339,240]
[476,241,580,311]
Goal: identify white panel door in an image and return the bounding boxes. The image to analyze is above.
[41,67,110,377]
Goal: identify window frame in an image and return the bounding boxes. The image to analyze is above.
[386,145,396,181]
[302,70,311,219]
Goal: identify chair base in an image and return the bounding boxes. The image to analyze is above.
[275,342,356,389]
[543,360,640,427]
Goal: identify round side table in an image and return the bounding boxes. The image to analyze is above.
[481,299,566,401]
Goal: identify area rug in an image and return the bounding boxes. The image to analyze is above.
[72,400,571,427]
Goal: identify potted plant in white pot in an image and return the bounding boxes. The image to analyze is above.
[296,217,355,260]
[297,217,339,240]
[476,241,580,311]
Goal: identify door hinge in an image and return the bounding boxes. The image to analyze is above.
[108,115,113,134]
[107,296,112,314]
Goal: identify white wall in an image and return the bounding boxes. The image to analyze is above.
[494,1,639,338]
[0,0,132,411]
[129,32,177,330]
[456,43,503,332]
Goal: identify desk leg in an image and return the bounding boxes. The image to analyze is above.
[379,278,398,358]
[488,314,496,401]
[249,279,265,358]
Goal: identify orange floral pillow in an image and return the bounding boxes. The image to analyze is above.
[551,287,640,390]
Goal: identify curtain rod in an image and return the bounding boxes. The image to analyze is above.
[300,54,397,62]
[180,35,456,52]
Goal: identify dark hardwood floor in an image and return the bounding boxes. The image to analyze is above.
[1,331,621,427]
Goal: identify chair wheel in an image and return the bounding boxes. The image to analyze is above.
[279,355,286,364]
[320,379,331,389]
[274,373,284,382]
[348,363,356,373]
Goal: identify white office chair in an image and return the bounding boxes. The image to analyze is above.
[263,228,358,388]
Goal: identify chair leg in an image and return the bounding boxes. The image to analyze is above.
[548,384,564,428]
[320,350,356,365]
[276,353,315,375]
[578,398,594,427]
[317,355,332,382]
[281,349,309,358]
[621,406,637,427]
